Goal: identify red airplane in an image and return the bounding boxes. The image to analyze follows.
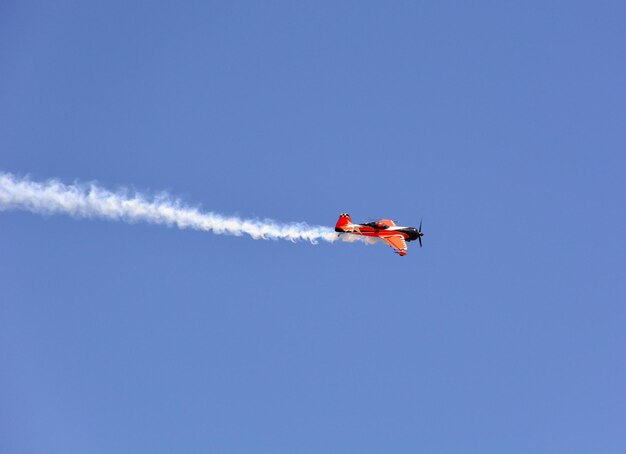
[335,213,424,256]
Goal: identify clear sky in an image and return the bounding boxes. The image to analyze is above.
[1,1,625,452]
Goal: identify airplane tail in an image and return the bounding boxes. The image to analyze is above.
[335,213,352,232]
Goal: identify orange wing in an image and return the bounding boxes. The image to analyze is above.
[381,235,408,256]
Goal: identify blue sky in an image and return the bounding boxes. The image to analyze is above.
[1,1,625,452]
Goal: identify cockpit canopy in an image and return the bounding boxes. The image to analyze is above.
[363,221,389,229]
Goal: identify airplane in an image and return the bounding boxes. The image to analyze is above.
[335,213,423,256]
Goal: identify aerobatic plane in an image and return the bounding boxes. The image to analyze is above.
[335,213,423,256]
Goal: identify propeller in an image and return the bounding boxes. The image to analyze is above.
[417,219,424,248]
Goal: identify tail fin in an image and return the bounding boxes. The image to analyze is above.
[335,213,352,232]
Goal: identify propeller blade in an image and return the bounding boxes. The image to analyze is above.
[417,219,423,248]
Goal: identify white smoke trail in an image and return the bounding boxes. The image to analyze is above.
[0,172,375,245]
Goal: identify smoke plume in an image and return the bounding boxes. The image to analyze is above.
[0,172,374,245]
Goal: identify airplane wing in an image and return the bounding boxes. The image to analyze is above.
[381,235,408,256]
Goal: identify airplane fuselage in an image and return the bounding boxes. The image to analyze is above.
[335,223,420,242]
